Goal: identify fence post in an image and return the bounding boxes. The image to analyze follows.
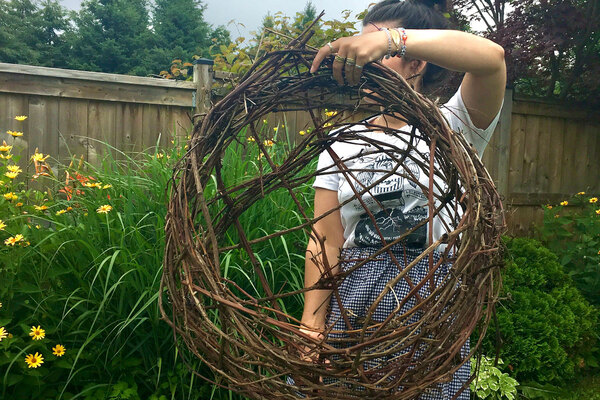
[496,88,513,199]
[193,58,214,121]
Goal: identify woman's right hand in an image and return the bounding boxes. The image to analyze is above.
[297,326,330,384]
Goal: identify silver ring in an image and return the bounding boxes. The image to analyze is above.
[334,55,346,63]
[326,42,335,54]
[345,58,356,66]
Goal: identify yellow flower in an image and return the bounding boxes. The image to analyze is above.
[34,205,48,211]
[52,344,66,357]
[545,205,553,209]
[4,234,24,246]
[0,153,13,159]
[31,152,49,162]
[14,116,28,121]
[3,192,18,201]
[325,110,338,117]
[598,250,600,255]
[299,130,306,136]
[5,171,18,179]
[263,119,268,124]
[29,325,45,340]
[25,352,44,368]
[0,141,12,152]
[0,326,7,341]
[577,191,586,195]
[35,224,41,229]
[0,220,5,230]
[55,209,67,216]
[273,127,278,132]
[155,153,164,159]
[15,202,23,207]
[263,139,274,147]
[596,209,600,215]
[281,124,285,128]
[7,130,23,137]
[96,204,112,214]
[0,302,2,308]
[323,122,333,128]
[590,197,598,203]
[247,136,255,142]
[7,165,22,173]
[102,184,112,189]
[554,214,560,218]
[560,201,568,206]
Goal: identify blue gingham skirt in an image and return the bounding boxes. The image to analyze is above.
[288,245,471,399]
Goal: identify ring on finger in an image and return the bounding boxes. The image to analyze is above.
[334,54,346,63]
[345,58,356,66]
[326,42,335,54]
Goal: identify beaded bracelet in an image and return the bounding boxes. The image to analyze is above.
[381,28,394,59]
[394,27,408,58]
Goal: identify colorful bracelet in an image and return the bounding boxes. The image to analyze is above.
[394,27,408,58]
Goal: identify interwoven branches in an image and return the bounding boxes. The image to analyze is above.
[160,20,506,400]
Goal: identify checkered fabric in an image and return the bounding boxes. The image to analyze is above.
[288,244,471,399]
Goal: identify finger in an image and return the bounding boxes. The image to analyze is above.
[344,51,358,86]
[350,54,367,86]
[311,41,336,74]
[332,51,347,86]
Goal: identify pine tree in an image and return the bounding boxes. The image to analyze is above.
[67,0,154,75]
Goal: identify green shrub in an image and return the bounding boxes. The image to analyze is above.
[476,237,599,387]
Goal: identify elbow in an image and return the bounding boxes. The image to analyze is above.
[493,43,506,70]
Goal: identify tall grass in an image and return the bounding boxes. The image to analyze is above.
[0,122,314,399]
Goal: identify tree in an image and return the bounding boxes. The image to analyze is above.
[0,0,42,64]
[67,0,155,75]
[495,0,600,103]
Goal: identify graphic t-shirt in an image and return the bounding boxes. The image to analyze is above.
[312,85,502,249]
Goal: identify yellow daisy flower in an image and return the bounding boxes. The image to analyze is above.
[66,206,73,211]
[7,165,22,173]
[34,205,48,211]
[0,153,13,159]
[596,209,600,215]
[55,209,67,216]
[590,197,598,203]
[102,184,112,189]
[7,130,23,137]
[5,171,18,179]
[247,136,256,142]
[155,153,164,159]
[560,201,568,206]
[545,204,553,209]
[15,202,23,207]
[4,234,24,246]
[323,122,333,128]
[325,110,338,117]
[29,325,45,340]
[14,116,28,121]
[96,205,112,214]
[25,352,44,368]
[3,192,18,201]
[0,141,12,152]
[52,344,66,357]
[0,220,5,230]
[0,326,7,341]
[31,152,49,162]
[577,191,585,195]
[263,139,274,147]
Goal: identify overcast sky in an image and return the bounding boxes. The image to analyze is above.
[58,0,370,40]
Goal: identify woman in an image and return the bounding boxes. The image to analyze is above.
[296,0,506,398]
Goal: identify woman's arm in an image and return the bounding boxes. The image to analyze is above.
[311,29,506,130]
[301,188,345,331]
[405,29,506,129]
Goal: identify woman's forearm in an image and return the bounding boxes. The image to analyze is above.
[402,29,505,75]
[301,241,341,330]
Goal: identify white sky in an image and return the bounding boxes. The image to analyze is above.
[58,0,370,40]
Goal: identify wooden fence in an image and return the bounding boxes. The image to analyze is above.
[1,60,598,235]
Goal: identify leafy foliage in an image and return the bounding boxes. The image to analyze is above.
[477,237,599,387]
[538,193,600,306]
[471,356,519,400]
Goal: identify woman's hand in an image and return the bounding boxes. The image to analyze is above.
[311,30,388,87]
[298,327,330,383]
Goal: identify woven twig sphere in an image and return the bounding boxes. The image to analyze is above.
[160,23,506,400]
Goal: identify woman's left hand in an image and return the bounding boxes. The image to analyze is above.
[310,30,388,87]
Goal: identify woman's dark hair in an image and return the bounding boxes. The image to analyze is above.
[363,0,453,90]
